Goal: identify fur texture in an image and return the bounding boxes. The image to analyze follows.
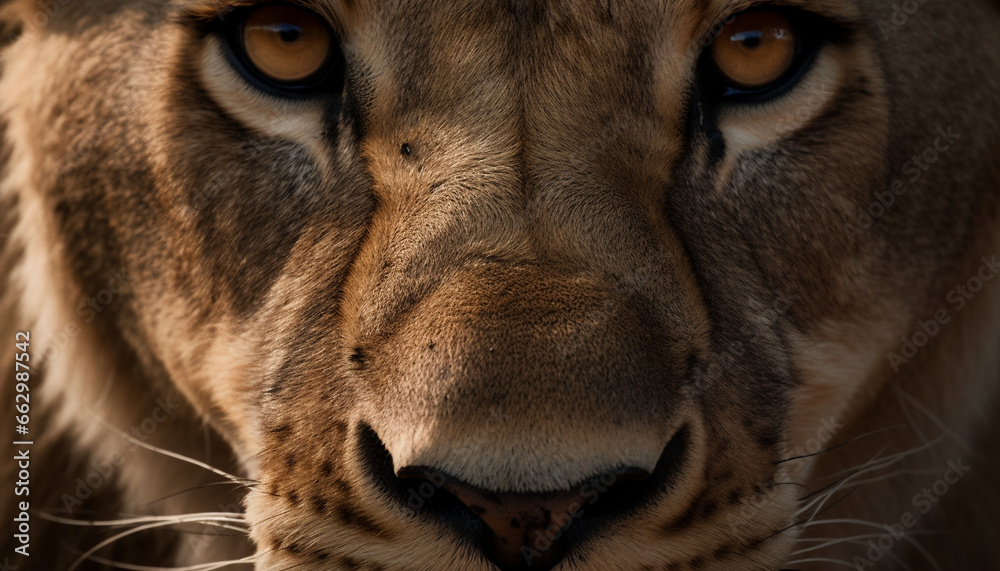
[1,0,998,569]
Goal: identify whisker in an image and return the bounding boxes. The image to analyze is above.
[97,420,257,487]
[792,532,940,571]
[68,518,250,571]
[794,532,941,543]
[829,468,942,492]
[251,507,297,528]
[893,386,973,453]
[795,472,865,503]
[766,480,808,489]
[796,518,943,571]
[776,424,908,465]
[805,433,947,486]
[794,533,882,545]
[803,486,859,524]
[723,545,775,571]
[797,434,949,522]
[138,481,252,509]
[39,511,245,528]
[84,554,256,571]
[798,517,892,530]
[739,487,858,553]
[895,528,944,571]
[788,533,913,571]
[796,450,888,521]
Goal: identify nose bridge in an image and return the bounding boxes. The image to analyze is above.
[511,11,684,275]
[351,0,679,285]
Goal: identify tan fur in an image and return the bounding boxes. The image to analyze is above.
[1,0,999,569]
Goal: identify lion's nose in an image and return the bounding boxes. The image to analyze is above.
[398,465,652,571]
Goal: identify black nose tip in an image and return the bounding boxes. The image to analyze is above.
[399,466,651,571]
[358,425,689,571]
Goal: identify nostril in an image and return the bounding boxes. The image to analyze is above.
[399,466,652,571]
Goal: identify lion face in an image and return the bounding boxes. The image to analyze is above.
[3,0,999,569]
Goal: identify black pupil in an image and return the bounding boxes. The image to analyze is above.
[277,24,302,43]
[734,30,763,49]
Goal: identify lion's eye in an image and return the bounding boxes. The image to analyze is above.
[222,3,344,96]
[244,5,331,82]
[711,11,796,89]
[699,8,828,103]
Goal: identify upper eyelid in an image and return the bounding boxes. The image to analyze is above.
[700,3,860,44]
[183,1,341,38]
[698,5,858,60]
[705,0,862,25]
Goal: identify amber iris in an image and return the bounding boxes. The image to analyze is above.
[710,11,797,89]
[242,4,332,84]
